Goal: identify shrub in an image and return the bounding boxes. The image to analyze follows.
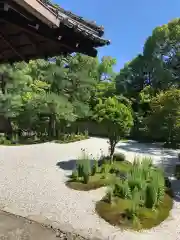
[0,136,12,145]
[84,130,89,138]
[100,162,110,179]
[77,163,84,178]
[93,97,133,159]
[91,159,99,176]
[58,131,89,143]
[96,158,172,231]
[100,164,106,174]
[70,149,91,184]
[144,172,165,209]
[71,169,78,181]
[145,184,155,209]
[112,156,165,210]
[113,152,126,162]
[104,186,113,204]
[83,171,89,184]
[113,180,132,199]
[146,89,180,145]
[141,156,153,168]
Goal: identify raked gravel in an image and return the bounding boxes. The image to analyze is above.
[0,137,180,240]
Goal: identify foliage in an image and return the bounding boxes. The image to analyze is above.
[1,17,180,145]
[93,97,133,158]
[104,186,113,204]
[113,18,180,144]
[71,149,91,184]
[1,18,180,146]
[0,132,89,145]
[96,192,172,230]
[146,88,180,144]
[112,156,165,210]
[0,135,12,145]
[113,152,126,162]
[96,156,172,230]
[91,160,99,176]
[54,131,89,143]
[67,150,132,191]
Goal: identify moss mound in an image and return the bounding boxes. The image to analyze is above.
[96,192,173,230]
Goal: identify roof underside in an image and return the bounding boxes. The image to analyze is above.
[0,0,110,63]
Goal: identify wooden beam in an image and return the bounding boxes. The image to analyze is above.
[0,49,72,64]
[11,0,60,28]
[0,31,24,60]
[1,13,97,57]
[0,12,74,52]
[24,32,45,55]
[1,43,32,53]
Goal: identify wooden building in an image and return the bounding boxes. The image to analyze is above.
[0,0,110,63]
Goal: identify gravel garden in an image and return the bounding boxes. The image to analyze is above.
[0,137,179,240]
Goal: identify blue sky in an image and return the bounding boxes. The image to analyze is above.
[56,0,180,72]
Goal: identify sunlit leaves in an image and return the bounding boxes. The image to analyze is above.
[146,88,180,142]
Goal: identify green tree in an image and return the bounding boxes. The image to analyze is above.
[98,56,117,81]
[146,88,180,144]
[0,64,33,138]
[115,55,148,98]
[116,18,180,102]
[93,97,133,159]
[143,18,180,89]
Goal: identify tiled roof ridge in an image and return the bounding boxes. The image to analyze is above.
[42,0,104,36]
[40,0,110,46]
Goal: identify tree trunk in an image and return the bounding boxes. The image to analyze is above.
[48,114,56,139]
[6,118,13,140]
[109,138,116,163]
[109,145,115,159]
[48,115,53,139]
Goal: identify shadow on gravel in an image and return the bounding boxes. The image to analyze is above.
[116,142,159,156]
[171,179,180,202]
[56,158,96,171]
[157,155,177,176]
[56,159,77,171]
[116,141,177,157]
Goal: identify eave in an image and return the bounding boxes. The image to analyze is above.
[0,0,110,63]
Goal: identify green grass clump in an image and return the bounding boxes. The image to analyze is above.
[66,150,132,191]
[109,160,132,174]
[96,156,173,230]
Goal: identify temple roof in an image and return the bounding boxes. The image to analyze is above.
[0,0,110,63]
[44,1,108,37]
[40,0,110,46]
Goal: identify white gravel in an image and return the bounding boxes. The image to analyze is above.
[0,137,180,240]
